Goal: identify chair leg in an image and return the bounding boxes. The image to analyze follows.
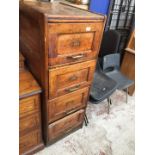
[84,114,89,126]
[84,117,87,126]
[85,114,89,124]
[107,98,110,114]
[126,87,128,104]
[110,98,112,105]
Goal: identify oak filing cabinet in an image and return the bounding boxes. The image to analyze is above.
[19,53,44,154]
[20,1,106,145]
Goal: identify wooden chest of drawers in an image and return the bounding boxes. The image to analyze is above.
[19,54,44,154]
[19,1,106,145]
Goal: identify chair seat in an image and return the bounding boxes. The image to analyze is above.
[106,70,134,90]
[90,71,117,103]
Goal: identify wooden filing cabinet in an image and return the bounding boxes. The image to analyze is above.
[19,54,44,154]
[19,1,106,145]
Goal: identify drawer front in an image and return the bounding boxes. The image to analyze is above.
[49,60,96,99]
[20,95,39,118]
[48,109,84,142]
[19,130,41,154]
[57,33,94,55]
[48,87,89,123]
[20,113,40,134]
[48,22,103,67]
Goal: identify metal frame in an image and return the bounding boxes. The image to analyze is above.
[105,0,135,59]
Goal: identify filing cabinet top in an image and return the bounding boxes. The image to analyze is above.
[19,70,42,99]
[20,1,105,21]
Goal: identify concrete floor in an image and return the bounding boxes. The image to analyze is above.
[35,90,135,155]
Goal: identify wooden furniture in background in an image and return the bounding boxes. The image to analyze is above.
[19,53,44,155]
[121,30,135,95]
[20,1,106,145]
[126,30,135,51]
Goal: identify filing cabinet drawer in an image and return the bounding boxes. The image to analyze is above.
[20,113,40,135]
[19,130,41,155]
[48,109,84,142]
[49,60,96,99]
[20,95,40,118]
[48,87,89,123]
[48,22,103,67]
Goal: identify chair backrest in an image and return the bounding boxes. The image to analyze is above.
[102,53,120,72]
[99,30,121,58]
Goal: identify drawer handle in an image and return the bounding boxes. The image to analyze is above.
[71,40,80,47]
[67,54,84,60]
[66,109,76,115]
[65,85,80,93]
[69,75,78,81]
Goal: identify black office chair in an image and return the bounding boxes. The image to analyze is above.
[101,53,134,103]
[89,61,117,114]
[99,30,121,58]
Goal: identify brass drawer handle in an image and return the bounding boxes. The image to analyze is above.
[67,54,84,60]
[66,108,76,115]
[71,40,80,47]
[65,85,80,93]
[69,75,78,81]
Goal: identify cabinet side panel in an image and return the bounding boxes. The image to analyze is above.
[19,8,45,89]
[19,7,49,143]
